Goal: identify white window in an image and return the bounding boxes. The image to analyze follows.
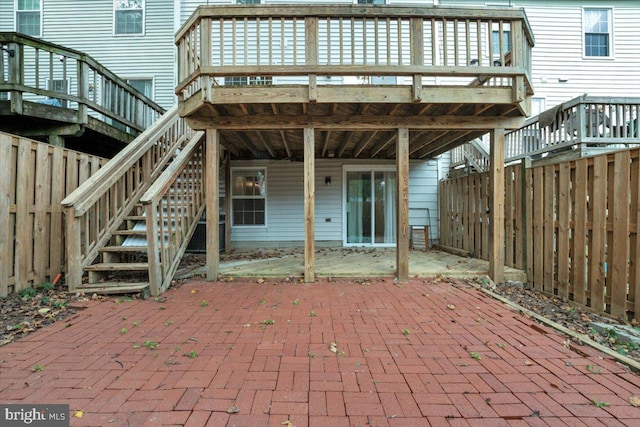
[126,78,153,99]
[231,168,266,226]
[357,0,386,4]
[583,8,612,57]
[225,76,272,86]
[114,0,144,35]
[15,0,42,37]
[236,0,260,4]
[47,78,68,107]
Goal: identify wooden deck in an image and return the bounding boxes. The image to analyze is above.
[175,4,535,284]
[176,5,534,160]
[1,32,164,156]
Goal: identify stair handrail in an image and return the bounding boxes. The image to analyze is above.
[140,130,206,295]
[62,106,195,290]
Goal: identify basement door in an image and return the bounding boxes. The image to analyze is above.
[344,168,396,246]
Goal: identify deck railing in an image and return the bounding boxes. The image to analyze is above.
[450,138,489,172]
[0,32,164,134]
[176,5,534,100]
[506,96,640,162]
[141,131,206,296]
[61,107,195,290]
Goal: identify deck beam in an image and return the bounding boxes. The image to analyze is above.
[186,114,525,131]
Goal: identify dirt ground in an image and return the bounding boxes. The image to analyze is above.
[1,258,639,368]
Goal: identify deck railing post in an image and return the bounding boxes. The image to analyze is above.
[200,17,213,103]
[65,208,83,291]
[410,18,424,102]
[77,58,89,124]
[145,202,162,296]
[305,17,318,102]
[8,42,23,114]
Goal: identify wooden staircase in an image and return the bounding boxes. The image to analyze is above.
[76,206,153,296]
[63,106,207,297]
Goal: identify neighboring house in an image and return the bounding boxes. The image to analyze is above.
[445,0,640,114]
[1,0,638,251]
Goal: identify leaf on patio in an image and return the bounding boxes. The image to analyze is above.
[447,304,456,310]
[630,396,640,407]
[257,278,265,284]
[226,406,240,414]
[524,360,533,366]
[73,411,84,418]
[329,342,338,353]
[281,420,293,427]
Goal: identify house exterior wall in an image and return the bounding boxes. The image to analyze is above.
[443,0,640,110]
[226,158,441,248]
[3,0,638,249]
[0,0,177,109]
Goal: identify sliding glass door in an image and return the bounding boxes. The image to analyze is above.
[345,169,396,246]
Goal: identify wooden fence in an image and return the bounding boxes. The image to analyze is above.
[0,132,105,296]
[440,148,640,321]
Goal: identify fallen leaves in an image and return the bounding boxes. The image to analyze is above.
[447,304,456,310]
[630,395,640,407]
[226,406,240,414]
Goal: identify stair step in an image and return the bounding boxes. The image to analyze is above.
[85,262,149,272]
[125,215,147,221]
[100,245,148,253]
[72,283,150,295]
[113,229,147,236]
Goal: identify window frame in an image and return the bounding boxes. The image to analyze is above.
[15,0,43,37]
[230,167,267,228]
[582,7,613,59]
[113,0,145,36]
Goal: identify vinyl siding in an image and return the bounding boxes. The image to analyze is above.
[1,1,177,109]
[228,158,440,247]
[442,0,640,108]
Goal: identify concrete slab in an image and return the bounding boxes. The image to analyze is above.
[211,248,527,282]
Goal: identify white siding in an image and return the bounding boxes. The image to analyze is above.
[2,1,177,109]
[443,0,640,108]
[228,158,442,248]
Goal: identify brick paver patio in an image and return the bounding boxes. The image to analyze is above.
[1,278,639,426]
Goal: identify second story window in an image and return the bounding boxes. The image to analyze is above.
[584,8,611,57]
[15,0,42,37]
[114,0,144,35]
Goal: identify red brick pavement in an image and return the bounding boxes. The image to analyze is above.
[1,278,640,426]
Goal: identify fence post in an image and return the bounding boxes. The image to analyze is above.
[520,158,530,273]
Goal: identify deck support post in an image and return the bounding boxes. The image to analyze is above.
[304,127,315,282]
[489,128,505,283]
[206,129,220,281]
[396,127,409,281]
[224,150,232,254]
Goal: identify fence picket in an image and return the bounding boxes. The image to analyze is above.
[439,148,640,321]
[0,132,105,296]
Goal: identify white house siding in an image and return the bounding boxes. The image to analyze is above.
[442,0,640,109]
[228,158,440,248]
[0,1,177,110]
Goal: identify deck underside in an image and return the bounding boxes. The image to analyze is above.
[183,84,528,160]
